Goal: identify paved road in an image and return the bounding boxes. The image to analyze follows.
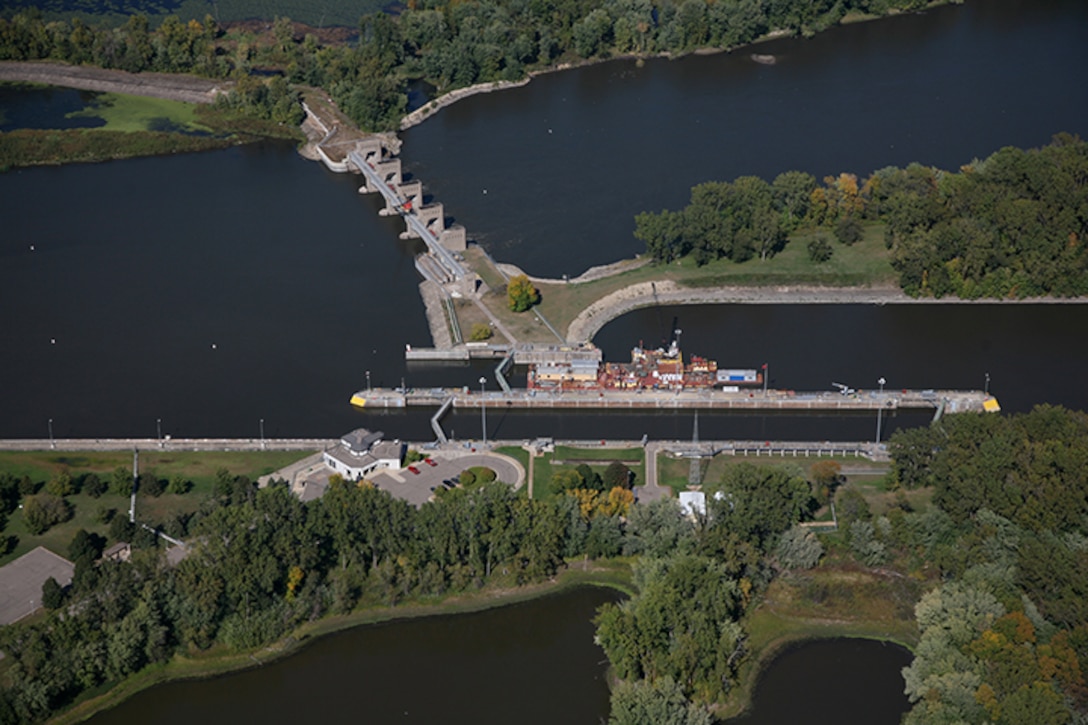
[0,439,335,452]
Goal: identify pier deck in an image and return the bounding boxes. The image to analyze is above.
[350,387,996,413]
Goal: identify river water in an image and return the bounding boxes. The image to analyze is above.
[2,0,1086,441]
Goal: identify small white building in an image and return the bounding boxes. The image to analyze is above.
[323,428,404,481]
[678,490,727,519]
[678,491,707,518]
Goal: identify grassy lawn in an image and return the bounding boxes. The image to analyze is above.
[528,223,896,338]
[68,92,212,134]
[453,299,508,344]
[552,445,643,463]
[527,447,644,500]
[0,450,311,565]
[657,452,883,495]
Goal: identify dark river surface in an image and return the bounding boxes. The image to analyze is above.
[3,0,1086,442]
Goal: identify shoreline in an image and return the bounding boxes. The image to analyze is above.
[0,61,227,104]
[565,279,1088,342]
[47,567,635,725]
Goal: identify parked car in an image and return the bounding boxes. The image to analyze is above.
[425,458,438,467]
[408,465,420,474]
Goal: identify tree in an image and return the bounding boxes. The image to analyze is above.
[506,274,539,312]
[469,322,493,341]
[705,463,815,551]
[774,525,823,571]
[82,472,106,498]
[807,235,833,262]
[68,529,105,563]
[45,470,74,497]
[550,468,584,494]
[41,577,64,610]
[609,677,714,725]
[22,494,73,535]
[834,215,863,245]
[604,461,633,489]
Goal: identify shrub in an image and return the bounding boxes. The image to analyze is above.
[82,472,106,498]
[807,236,833,262]
[834,216,863,245]
[22,494,73,535]
[469,323,493,341]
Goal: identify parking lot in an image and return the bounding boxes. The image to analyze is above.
[370,451,524,507]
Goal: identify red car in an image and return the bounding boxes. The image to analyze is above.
[408,465,420,474]
[424,458,438,467]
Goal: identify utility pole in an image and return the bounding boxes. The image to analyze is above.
[479,377,487,446]
[875,377,886,443]
[130,449,138,524]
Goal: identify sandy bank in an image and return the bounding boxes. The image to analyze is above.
[566,280,1088,342]
[0,61,226,104]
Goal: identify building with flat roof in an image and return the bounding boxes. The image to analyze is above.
[0,547,75,625]
[323,428,404,482]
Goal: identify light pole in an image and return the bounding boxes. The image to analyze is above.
[157,418,162,449]
[875,377,886,444]
[48,418,54,450]
[366,370,371,393]
[762,363,769,397]
[479,376,487,446]
[984,372,990,396]
[260,418,265,450]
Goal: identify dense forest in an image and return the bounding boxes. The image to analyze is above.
[635,134,1088,298]
[3,0,952,133]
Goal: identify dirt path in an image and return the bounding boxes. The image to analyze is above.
[0,61,227,104]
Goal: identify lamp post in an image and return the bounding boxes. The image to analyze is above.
[984,372,990,396]
[762,363,769,397]
[875,377,886,444]
[366,370,371,393]
[157,418,162,449]
[259,418,265,450]
[48,418,54,450]
[479,376,487,446]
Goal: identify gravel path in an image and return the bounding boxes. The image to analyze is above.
[0,61,226,104]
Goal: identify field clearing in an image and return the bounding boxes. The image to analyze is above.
[0,450,310,565]
[68,92,211,133]
[656,452,885,494]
